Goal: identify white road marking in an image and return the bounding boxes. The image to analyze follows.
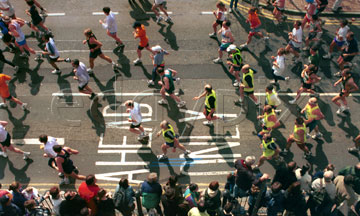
[146,12,173,15]
[178,108,237,122]
[182,141,240,146]
[179,125,240,140]
[95,169,149,183]
[96,158,237,166]
[11,138,64,145]
[106,125,153,132]
[47,13,66,16]
[53,92,178,97]
[102,103,153,117]
[183,171,231,176]
[98,149,152,154]
[92,12,119,15]
[201,11,229,15]
[106,118,152,125]
[181,142,240,157]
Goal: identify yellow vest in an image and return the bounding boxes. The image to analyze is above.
[242,69,254,92]
[294,123,306,143]
[205,90,216,112]
[162,124,175,143]
[264,109,276,129]
[262,138,276,157]
[305,104,319,120]
[266,90,277,106]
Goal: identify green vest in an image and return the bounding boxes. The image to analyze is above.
[161,69,174,92]
[294,123,306,143]
[232,48,242,66]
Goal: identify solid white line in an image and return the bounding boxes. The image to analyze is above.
[182,142,239,146]
[92,12,119,15]
[184,142,240,156]
[95,169,149,183]
[188,154,241,159]
[11,138,64,145]
[106,118,152,125]
[98,149,151,154]
[96,161,147,166]
[106,126,153,132]
[185,171,231,176]
[201,11,229,15]
[47,13,66,16]
[122,136,127,146]
[145,12,173,15]
[96,158,236,166]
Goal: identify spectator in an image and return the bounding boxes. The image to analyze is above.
[24,199,51,215]
[334,174,358,215]
[295,164,312,193]
[264,182,285,216]
[49,186,64,216]
[78,174,100,216]
[22,186,39,200]
[59,190,88,216]
[141,172,163,215]
[313,163,336,180]
[184,183,201,208]
[161,175,183,216]
[219,202,233,216]
[222,172,235,207]
[187,199,209,216]
[308,171,336,215]
[8,181,27,214]
[272,161,298,190]
[114,178,135,216]
[247,180,267,215]
[233,156,259,198]
[338,162,360,194]
[96,188,115,216]
[283,181,307,216]
[201,181,221,216]
[0,193,22,216]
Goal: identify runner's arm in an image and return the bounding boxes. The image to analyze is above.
[333,78,342,87]
[90,37,102,50]
[63,147,79,155]
[193,91,207,100]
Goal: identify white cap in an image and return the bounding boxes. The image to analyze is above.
[226,44,237,52]
[245,156,256,165]
[151,45,162,52]
[324,171,334,182]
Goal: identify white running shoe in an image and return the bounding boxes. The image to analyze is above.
[23,152,31,160]
[156,16,163,23]
[233,81,240,87]
[0,103,7,108]
[209,32,217,38]
[51,69,61,74]
[213,58,222,64]
[158,99,168,105]
[165,16,172,23]
[264,36,269,40]
[87,68,94,74]
[64,57,71,63]
[175,77,181,85]
[203,121,214,126]
[240,43,248,49]
[0,151,8,158]
[147,80,155,86]
[177,101,186,108]
[323,53,332,59]
[312,132,323,139]
[288,99,296,104]
[133,58,142,64]
[157,154,168,160]
[21,103,28,110]
[184,150,191,156]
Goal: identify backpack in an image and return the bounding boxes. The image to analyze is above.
[113,187,127,210]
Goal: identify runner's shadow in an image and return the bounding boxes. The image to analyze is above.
[129,0,151,24]
[92,74,121,109]
[163,99,186,132]
[271,130,287,150]
[26,59,44,95]
[56,71,74,105]
[307,139,329,170]
[337,113,359,140]
[218,62,235,82]
[317,121,332,143]
[231,10,250,33]
[158,23,179,51]
[87,99,105,137]
[140,147,159,175]
[317,94,335,127]
[7,158,33,187]
[113,48,131,77]
[208,126,235,167]
[4,108,30,139]
[0,158,7,179]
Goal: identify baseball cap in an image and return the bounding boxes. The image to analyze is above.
[151,45,162,52]
[226,44,237,52]
[245,156,256,165]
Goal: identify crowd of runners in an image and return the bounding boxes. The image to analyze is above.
[0,0,360,215]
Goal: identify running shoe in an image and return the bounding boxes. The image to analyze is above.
[157,154,168,160]
[165,16,172,23]
[233,81,240,87]
[213,58,222,64]
[156,16,163,23]
[333,72,341,77]
[64,58,71,63]
[177,101,186,108]
[288,99,296,104]
[209,32,217,38]
[322,53,332,59]
[0,151,8,158]
[0,103,7,108]
[203,121,214,126]
[303,151,312,159]
[23,152,31,160]
[175,77,181,85]
[348,147,359,154]
[21,103,28,110]
[87,68,94,75]
[13,66,19,72]
[184,150,191,156]
[158,99,168,105]
[147,80,155,86]
[34,55,42,62]
[239,43,248,49]
[133,58,142,64]
[312,132,323,139]
[51,69,61,74]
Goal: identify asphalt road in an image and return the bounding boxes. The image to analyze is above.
[0,0,360,192]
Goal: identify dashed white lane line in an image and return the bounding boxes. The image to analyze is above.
[47,13,66,16]
[200,11,229,15]
[11,138,64,145]
[145,11,173,15]
[92,12,119,15]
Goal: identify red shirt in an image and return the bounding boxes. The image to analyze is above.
[248,12,261,29]
[78,182,100,202]
[0,74,11,99]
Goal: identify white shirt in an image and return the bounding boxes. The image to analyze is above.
[155,0,165,5]
[336,25,350,42]
[0,125,7,142]
[272,55,285,76]
[46,38,60,59]
[130,102,142,125]
[44,136,58,158]
[296,168,312,192]
[292,27,303,48]
[0,0,12,10]
[216,10,226,21]
[51,191,65,216]
[76,62,90,84]
[312,178,336,200]
[102,12,117,33]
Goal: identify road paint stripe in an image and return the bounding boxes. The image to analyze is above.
[92,12,119,15]
[47,13,66,16]
[182,142,240,146]
[185,171,231,176]
[11,138,64,145]
[96,158,236,166]
[95,169,149,183]
[96,161,148,165]
[106,118,152,125]
[98,149,151,154]
[106,126,153,132]
[102,103,153,117]
[145,12,173,15]
[201,11,229,15]
[183,142,240,157]
[179,125,240,139]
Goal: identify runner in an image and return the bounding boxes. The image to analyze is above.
[303,15,322,50]
[0,16,17,52]
[0,120,31,159]
[256,134,281,167]
[152,0,172,23]
[0,73,27,110]
[99,7,125,48]
[5,16,37,58]
[39,134,62,175]
[257,105,281,139]
[285,21,303,63]
[271,48,289,87]
[209,2,227,38]
[289,64,321,104]
[132,21,154,65]
[41,32,71,74]
[348,135,360,154]
[0,0,15,18]
[283,117,312,159]
[332,69,358,114]
[240,7,269,49]
[335,32,359,76]
[323,20,350,60]
[53,145,86,184]
[272,0,286,23]
[25,0,49,36]
[193,84,221,126]
[300,97,325,139]
[226,44,243,87]
[83,28,119,74]
[301,0,316,29]
[124,100,148,141]
[213,20,234,64]
[265,85,281,113]
[24,0,47,17]
[156,120,190,160]
[307,46,320,73]
[235,64,259,105]
[148,45,169,86]
[157,67,186,108]
[71,59,97,100]
[315,0,328,16]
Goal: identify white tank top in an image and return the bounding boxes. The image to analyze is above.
[216,10,226,21]
[11,21,25,42]
[221,27,231,43]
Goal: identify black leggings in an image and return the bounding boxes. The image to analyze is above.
[272,69,285,82]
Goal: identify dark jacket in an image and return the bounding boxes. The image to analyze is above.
[235,159,258,191]
[141,180,162,209]
[272,166,297,190]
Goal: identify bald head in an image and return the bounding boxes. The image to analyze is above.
[160,120,169,129]
[308,97,317,104]
[204,84,212,93]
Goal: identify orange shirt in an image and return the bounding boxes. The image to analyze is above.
[0,74,11,99]
[248,12,261,29]
[135,24,149,47]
